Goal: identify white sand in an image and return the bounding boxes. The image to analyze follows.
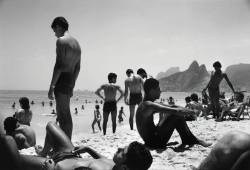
[20,118,250,170]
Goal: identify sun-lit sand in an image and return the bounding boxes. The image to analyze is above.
[20,117,250,170]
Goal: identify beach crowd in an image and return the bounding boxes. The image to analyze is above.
[1,16,250,170]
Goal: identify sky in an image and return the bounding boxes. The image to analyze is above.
[1,0,250,91]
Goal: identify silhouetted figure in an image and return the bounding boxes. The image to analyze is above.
[51,109,56,115]
[41,101,45,107]
[12,102,16,109]
[75,108,78,115]
[49,101,53,107]
[118,106,126,123]
[31,101,35,105]
[81,104,85,110]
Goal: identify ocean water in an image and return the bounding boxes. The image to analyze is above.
[0,90,194,144]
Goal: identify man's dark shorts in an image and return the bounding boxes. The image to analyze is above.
[103,101,117,113]
[129,93,142,105]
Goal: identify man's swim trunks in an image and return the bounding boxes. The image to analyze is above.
[129,93,142,105]
[103,101,117,112]
[54,72,74,96]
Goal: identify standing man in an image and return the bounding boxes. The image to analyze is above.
[48,17,81,139]
[202,61,235,119]
[124,69,144,130]
[95,73,124,135]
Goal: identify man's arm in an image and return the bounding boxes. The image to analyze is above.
[147,101,194,117]
[73,146,105,159]
[116,86,124,103]
[72,60,81,86]
[124,80,129,104]
[224,74,235,93]
[95,86,105,100]
[14,133,30,149]
[48,39,65,99]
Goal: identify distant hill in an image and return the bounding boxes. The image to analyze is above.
[158,61,250,92]
[159,61,210,92]
[156,67,180,79]
[220,63,250,92]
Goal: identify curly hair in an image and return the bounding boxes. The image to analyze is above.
[143,78,159,95]
[125,141,153,170]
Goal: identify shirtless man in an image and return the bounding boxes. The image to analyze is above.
[196,130,250,170]
[136,78,211,150]
[95,73,124,135]
[202,61,235,119]
[48,17,81,139]
[0,121,153,170]
[4,116,36,150]
[124,69,144,130]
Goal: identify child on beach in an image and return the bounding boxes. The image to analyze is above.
[118,106,126,123]
[92,105,102,133]
[14,97,32,126]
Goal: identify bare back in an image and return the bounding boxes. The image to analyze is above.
[125,75,143,94]
[102,84,121,102]
[56,32,81,73]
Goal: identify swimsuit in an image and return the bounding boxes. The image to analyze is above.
[103,101,117,112]
[55,72,74,96]
[129,93,142,105]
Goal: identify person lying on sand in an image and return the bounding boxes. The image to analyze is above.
[136,78,212,150]
[4,116,36,150]
[195,130,250,170]
[0,121,152,170]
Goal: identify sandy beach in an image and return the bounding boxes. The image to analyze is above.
[20,117,250,170]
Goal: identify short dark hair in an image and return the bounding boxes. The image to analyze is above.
[126,69,133,76]
[185,96,191,103]
[213,61,222,68]
[4,117,18,134]
[144,78,159,95]
[108,72,117,83]
[51,16,69,30]
[137,68,147,78]
[95,105,100,109]
[125,141,152,170]
[190,93,199,102]
[19,97,30,110]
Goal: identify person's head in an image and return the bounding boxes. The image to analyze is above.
[235,92,244,103]
[51,16,69,38]
[190,93,199,102]
[113,141,152,170]
[95,105,100,110]
[108,72,117,83]
[120,106,123,110]
[185,96,191,103]
[137,68,147,79]
[4,117,18,135]
[19,97,30,110]
[143,78,161,100]
[213,61,222,71]
[126,69,133,77]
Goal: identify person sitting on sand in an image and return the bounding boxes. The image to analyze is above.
[4,116,36,150]
[92,105,102,133]
[136,78,211,150]
[95,73,124,135]
[168,96,175,105]
[0,121,153,170]
[118,106,126,123]
[14,97,32,126]
[189,93,208,120]
[195,130,250,170]
[216,92,246,121]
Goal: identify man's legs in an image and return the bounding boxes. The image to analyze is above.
[111,110,117,133]
[158,115,199,146]
[55,92,73,139]
[129,105,136,130]
[38,121,74,156]
[102,111,109,135]
[208,89,220,118]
